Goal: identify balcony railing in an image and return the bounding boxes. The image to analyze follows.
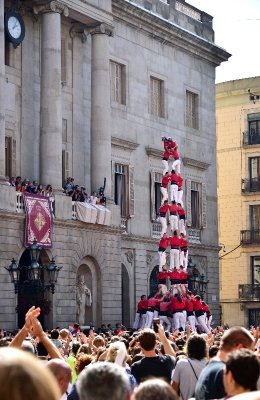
[239,284,260,300]
[241,229,260,244]
[242,178,260,193]
[243,130,260,146]
[152,222,162,239]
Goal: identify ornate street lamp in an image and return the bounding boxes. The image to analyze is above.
[6,241,62,294]
[187,257,209,298]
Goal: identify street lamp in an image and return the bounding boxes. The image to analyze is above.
[187,257,209,298]
[6,242,62,294]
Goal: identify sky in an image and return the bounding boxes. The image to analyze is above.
[187,0,260,83]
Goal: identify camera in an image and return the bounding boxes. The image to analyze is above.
[153,318,160,333]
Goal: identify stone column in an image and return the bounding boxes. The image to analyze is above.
[0,1,5,182]
[34,1,69,189]
[91,24,113,198]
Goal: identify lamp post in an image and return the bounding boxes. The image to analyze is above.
[187,257,209,299]
[5,240,62,295]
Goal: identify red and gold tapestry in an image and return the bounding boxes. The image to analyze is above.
[23,193,53,248]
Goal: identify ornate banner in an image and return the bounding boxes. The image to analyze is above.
[23,193,53,248]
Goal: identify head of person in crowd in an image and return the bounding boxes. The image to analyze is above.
[93,335,105,349]
[219,326,255,356]
[50,329,60,340]
[138,329,156,352]
[106,341,127,367]
[0,347,60,400]
[59,328,69,341]
[21,338,36,355]
[75,354,94,375]
[223,349,260,396]
[71,341,81,357]
[209,344,219,359]
[76,361,131,400]
[132,378,179,400]
[47,358,72,397]
[187,334,207,360]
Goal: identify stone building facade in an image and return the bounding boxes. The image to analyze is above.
[0,0,229,329]
[217,76,260,327]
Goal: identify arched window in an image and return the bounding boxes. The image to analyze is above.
[121,264,130,327]
[149,265,159,296]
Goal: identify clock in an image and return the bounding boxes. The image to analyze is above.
[4,9,25,48]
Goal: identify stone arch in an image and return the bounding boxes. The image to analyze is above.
[121,263,130,327]
[76,256,102,328]
[149,265,159,296]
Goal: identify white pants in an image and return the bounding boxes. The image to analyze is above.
[158,250,166,271]
[197,314,210,333]
[170,184,178,202]
[177,190,183,206]
[172,159,180,174]
[173,312,185,331]
[160,187,168,204]
[180,250,188,268]
[207,315,212,329]
[169,214,178,232]
[160,216,167,237]
[170,248,180,269]
[160,315,171,331]
[162,159,169,175]
[179,219,186,235]
[144,311,154,328]
[139,313,147,330]
[170,285,179,296]
[188,314,196,332]
[133,313,140,330]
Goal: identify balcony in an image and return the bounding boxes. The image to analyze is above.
[243,130,260,146]
[242,178,260,193]
[241,229,260,245]
[239,284,260,301]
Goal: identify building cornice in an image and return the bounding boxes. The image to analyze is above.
[112,0,230,66]
[182,157,210,170]
[111,136,139,151]
[145,147,161,158]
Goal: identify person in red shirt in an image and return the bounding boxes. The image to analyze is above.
[168,201,178,234]
[177,174,183,206]
[168,267,181,295]
[185,292,196,332]
[158,233,169,271]
[171,294,186,331]
[171,145,181,174]
[202,301,212,330]
[159,200,169,237]
[157,264,169,294]
[169,231,181,270]
[169,169,179,203]
[162,149,170,175]
[158,291,172,331]
[193,295,210,333]
[179,265,188,293]
[179,233,188,269]
[177,203,186,236]
[160,172,170,205]
[144,292,162,328]
[162,136,177,151]
[133,295,148,330]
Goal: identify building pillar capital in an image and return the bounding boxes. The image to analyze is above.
[69,23,88,43]
[33,1,69,17]
[90,23,114,37]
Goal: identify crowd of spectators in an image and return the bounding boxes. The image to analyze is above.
[4,175,106,206]
[0,307,260,400]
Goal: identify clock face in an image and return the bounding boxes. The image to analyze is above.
[7,16,22,39]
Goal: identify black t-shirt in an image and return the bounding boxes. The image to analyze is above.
[195,360,225,400]
[131,355,174,384]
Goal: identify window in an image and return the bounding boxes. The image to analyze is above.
[150,77,164,117]
[249,157,260,191]
[186,180,206,229]
[248,113,260,145]
[5,136,16,178]
[250,205,260,230]
[251,257,260,284]
[150,171,162,221]
[186,90,198,129]
[112,162,134,218]
[110,61,126,105]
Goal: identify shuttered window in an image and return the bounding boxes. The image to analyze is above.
[110,61,126,105]
[150,77,164,117]
[112,162,134,218]
[150,171,162,221]
[186,90,198,129]
[186,179,206,229]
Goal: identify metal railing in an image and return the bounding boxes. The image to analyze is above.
[187,228,201,244]
[16,192,55,217]
[243,130,260,146]
[152,222,162,239]
[241,229,260,244]
[242,178,260,193]
[239,284,260,300]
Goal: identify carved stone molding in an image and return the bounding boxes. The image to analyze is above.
[182,157,210,171]
[33,1,69,17]
[90,23,114,37]
[146,253,153,265]
[125,250,134,264]
[145,147,162,158]
[70,23,88,43]
[112,137,139,151]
